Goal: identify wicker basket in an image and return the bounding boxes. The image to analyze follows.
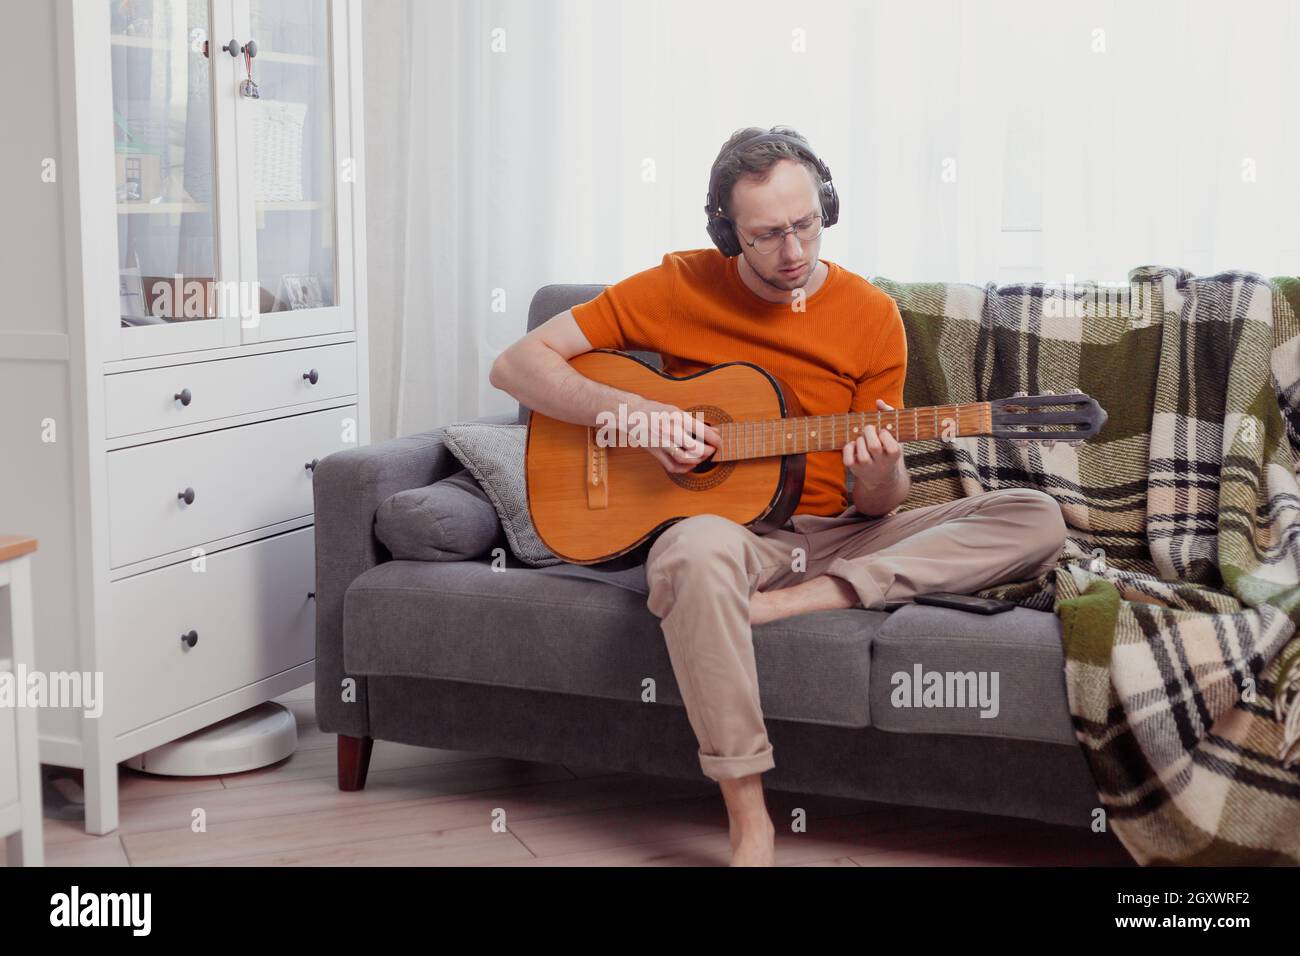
[249,99,307,203]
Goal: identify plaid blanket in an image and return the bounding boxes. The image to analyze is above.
[877,266,1300,865]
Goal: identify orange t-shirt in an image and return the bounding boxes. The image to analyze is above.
[570,248,907,517]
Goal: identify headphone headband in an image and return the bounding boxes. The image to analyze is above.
[704,130,839,256]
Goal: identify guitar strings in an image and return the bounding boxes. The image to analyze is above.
[711,404,988,462]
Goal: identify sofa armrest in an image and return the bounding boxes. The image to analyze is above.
[311,411,518,735]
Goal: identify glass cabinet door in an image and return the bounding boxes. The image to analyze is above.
[235,0,353,342]
[108,0,240,357]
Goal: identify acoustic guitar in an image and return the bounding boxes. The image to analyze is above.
[524,349,1107,568]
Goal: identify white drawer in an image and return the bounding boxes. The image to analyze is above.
[108,527,316,735]
[0,670,16,807]
[105,343,358,438]
[107,406,356,569]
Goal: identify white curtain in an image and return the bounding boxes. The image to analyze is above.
[362,0,1300,441]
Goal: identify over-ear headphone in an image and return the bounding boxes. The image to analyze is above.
[704,131,840,257]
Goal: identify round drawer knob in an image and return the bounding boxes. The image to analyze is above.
[181,630,199,648]
[177,487,196,505]
[174,388,193,406]
[303,368,320,385]
[305,458,320,472]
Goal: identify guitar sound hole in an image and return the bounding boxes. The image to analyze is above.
[667,406,735,491]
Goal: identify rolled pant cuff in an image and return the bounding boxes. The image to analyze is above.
[823,557,887,611]
[699,745,775,781]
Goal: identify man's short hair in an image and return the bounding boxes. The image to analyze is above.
[710,126,820,220]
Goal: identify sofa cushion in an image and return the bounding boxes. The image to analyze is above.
[374,470,504,561]
[870,603,1075,745]
[442,422,561,567]
[342,556,886,728]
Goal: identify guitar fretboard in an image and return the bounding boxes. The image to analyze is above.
[713,402,993,462]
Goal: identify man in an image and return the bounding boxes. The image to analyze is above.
[489,126,1066,867]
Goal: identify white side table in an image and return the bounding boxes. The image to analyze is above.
[0,536,43,866]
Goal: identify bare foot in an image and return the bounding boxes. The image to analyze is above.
[719,772,775,866]
[730,819,776,866]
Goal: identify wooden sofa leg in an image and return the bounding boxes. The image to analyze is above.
[338,734,374,791]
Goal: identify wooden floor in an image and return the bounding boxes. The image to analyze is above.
[4,683,1133,867]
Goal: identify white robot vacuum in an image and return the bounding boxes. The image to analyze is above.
[125,701,298,776]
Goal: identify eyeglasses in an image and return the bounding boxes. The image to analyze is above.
[739,215,824,255]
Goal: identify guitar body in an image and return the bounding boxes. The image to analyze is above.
[525,350,1109,569]
[525,350,807,567]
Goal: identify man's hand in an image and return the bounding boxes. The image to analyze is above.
[626,398,723,476]
[842,400,904,494]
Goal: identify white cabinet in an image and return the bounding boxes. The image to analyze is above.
[103,343,358,437]
[109,527,318,735]
[0,0,370,834]
[99,0,357,360]
[232,0,358,345]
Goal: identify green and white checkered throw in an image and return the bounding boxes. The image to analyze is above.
[877,266,1300,865]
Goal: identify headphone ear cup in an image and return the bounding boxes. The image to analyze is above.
[820,180,839,228]
[707,217,741,257]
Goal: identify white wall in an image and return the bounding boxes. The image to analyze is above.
[360,0,1300,439]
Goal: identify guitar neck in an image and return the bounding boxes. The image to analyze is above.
[713,402,993,462]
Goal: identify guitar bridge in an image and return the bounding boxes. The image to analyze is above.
[586,427,608,509]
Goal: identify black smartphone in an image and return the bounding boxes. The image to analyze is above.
[912,591,1017,615]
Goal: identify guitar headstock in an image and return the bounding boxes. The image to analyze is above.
[988,391,1108,443]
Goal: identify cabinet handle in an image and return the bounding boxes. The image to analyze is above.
[181,630,199,648]
[177,487,196,505]
[220,39,241,58]
[303,368,320,385]
[174,388,192,406]
[305,458,320,472]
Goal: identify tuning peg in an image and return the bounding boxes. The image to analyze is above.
[1013,390,1028,398]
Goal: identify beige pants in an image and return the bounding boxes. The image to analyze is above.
[644,487,1067,781]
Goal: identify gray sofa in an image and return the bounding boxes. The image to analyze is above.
[312,284,1101,828]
